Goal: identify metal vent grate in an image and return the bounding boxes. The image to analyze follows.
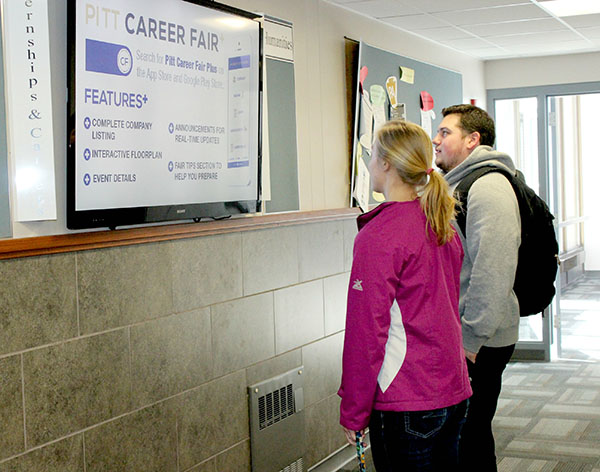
[249,366,305,472]
[258,384,295,430]
[279,457,303,472]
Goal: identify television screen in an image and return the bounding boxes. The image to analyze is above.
[67,0,262,229]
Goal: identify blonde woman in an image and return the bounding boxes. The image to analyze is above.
[339,121,471,470]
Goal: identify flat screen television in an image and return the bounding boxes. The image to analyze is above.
[67,0,262,229]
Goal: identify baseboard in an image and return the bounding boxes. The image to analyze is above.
[308,432,371,472]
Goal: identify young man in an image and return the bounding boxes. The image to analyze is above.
[432,104,520,471]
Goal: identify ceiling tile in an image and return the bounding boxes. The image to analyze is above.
[343,0,420,18]
[445,37,498,49]
[328,0,367,4]
[463,18,567,36]
[489,29,582,46]
[578,26,600,40]
[412,26,476,41]
[501,40,595,57]
[413,0,530,14]
[327,0,600,59]
[385,14,450,30]
[433,4,551,26]
[562,14,600,28]
[473,48,513,59]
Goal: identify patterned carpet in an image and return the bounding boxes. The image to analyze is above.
[496,273,600,471]
[496,360,600,471]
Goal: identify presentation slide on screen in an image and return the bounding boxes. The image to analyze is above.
[75,0,260,211]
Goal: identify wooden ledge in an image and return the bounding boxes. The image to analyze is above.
[0,208,360,260]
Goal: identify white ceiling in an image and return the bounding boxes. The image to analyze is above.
[327,0,600,60]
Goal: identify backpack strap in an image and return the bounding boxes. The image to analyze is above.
[454,166,516,236]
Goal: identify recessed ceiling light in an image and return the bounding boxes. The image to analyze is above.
[540,0,600,17]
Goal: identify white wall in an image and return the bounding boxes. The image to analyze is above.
[6,0,485,238]
[230,0,486,211]
[485,51,600,90]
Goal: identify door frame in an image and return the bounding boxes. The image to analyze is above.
[487,81,600,361]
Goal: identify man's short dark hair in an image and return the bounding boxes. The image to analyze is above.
[441,104,496,147]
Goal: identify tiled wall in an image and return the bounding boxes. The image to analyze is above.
[0,218,358,472]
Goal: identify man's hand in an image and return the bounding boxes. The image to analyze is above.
[465,349,477,363]
[342,426,366,446]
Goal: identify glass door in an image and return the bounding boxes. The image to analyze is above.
[548,94,600,360]
[493,96,553,361]
[489,82,600,361]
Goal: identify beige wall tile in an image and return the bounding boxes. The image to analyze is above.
[23,330,131,447]
[84,402,177,472]
[246,349,302,387]
[298,222,344,282]
[177,371,248,470]
[78,243,173,334]
[0,356,24,460]
[171,234,243,313]
[302,334,344,406]
[342,218,358,273]
[274,280,325,354]
[0,435,84,472]
[0,255,77,356]
[241,227,299,296]
[305,395,344,469]
[329,395,346,452]
[215,440,251,472]
[324,272,350,335]
[187,459,215,472]
[212,293,275,377]
[130,308,212,407]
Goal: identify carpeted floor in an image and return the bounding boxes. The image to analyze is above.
[495,273,600,471]
[495,360,600,471]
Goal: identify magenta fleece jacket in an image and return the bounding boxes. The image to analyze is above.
[338,201,472,431]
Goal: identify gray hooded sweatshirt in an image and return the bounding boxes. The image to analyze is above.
[444,145,521,353]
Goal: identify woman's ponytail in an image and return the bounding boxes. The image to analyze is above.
[420,169,457,245]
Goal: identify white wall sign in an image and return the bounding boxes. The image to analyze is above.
[2,0,57,221]
[263,17,293,63]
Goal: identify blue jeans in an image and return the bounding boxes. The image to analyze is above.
[368,399,469,471]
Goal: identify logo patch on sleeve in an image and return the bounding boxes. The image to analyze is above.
[352,279,363,291]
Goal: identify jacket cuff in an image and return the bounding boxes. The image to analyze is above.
[462,328,487,354]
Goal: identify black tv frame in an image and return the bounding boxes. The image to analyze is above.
[67,0,262,230]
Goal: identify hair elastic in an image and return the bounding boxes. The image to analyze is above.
[426,168,434,175]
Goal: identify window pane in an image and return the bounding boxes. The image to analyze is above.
[495,97,539,193]
[495,97,542,342]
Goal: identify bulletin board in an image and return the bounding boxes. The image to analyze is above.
[350,40,463,209]
[264,57,300,213]
[263,15,299,213]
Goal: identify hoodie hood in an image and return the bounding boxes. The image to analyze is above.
[444,145,516,187]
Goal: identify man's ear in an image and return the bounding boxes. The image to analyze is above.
[466,131,481,151]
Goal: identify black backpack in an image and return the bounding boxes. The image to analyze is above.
[455,166,559,316]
